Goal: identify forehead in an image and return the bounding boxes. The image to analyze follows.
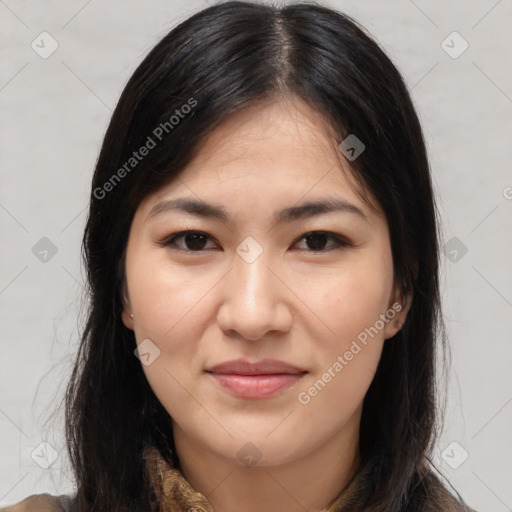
[141,95,380,218]
[182,96,348,182]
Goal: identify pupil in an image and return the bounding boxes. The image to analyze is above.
[307,233,327,251]
[186,233,207,250]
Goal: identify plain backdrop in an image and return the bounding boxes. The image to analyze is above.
[0,1,511,510]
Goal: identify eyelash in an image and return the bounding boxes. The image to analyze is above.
[157,229,352,254]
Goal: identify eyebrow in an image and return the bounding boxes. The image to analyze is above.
[146,197,369,224]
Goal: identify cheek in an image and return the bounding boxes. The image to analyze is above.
[129,254,210,343]
[294,253,393,411]
[311,255,393,346]
[128,259,213,419]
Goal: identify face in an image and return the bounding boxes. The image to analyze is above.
[122,95,410,468]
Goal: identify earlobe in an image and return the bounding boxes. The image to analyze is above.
[384,286,413,340]
[121,308,134,330]
[121,291,134,330]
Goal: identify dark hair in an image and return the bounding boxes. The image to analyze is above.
[62,1,469,510]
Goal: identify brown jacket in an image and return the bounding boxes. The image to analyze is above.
[0,445,477,512]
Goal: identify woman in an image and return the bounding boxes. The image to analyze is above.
[1,1,477,511]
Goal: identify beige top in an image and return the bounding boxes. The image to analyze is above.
[0,445,476,511]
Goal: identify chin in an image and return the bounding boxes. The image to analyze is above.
[212,433,304,468]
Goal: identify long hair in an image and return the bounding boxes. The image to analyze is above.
[63,1,467,510]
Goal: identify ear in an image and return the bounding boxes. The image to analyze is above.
[383,284,413,340]
[122,307,134,331]
[121,288,134,331]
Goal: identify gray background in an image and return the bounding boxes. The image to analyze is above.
[1,0,511,510]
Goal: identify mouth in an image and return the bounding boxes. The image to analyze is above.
[205,358,308,399]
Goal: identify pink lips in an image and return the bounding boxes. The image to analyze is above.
[205,358,307,399]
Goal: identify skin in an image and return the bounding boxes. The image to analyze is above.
[121,94,412,512]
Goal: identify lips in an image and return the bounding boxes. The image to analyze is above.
[205,358,307,399]
[206,358,306,375]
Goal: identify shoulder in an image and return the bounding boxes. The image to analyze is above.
[409,467,478,512]
[0,493,73,512]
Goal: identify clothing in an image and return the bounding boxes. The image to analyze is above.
[0,494,72,512]
[143,445,363,511]
[0,445,477,512]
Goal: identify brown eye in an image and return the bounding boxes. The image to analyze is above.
[294,232,350,252]
[159,230,350,254]
[181,233,209,251]
[161,231,217,252]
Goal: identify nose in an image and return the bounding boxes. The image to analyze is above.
[216,248,293,341]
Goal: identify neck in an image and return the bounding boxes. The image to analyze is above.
[172,408,361,512]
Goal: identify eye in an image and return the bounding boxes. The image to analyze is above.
[292,231,351,252]
[159,230,350,254]
[159,230,217,253]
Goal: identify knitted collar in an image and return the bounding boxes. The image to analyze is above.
[143,445,365,512]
